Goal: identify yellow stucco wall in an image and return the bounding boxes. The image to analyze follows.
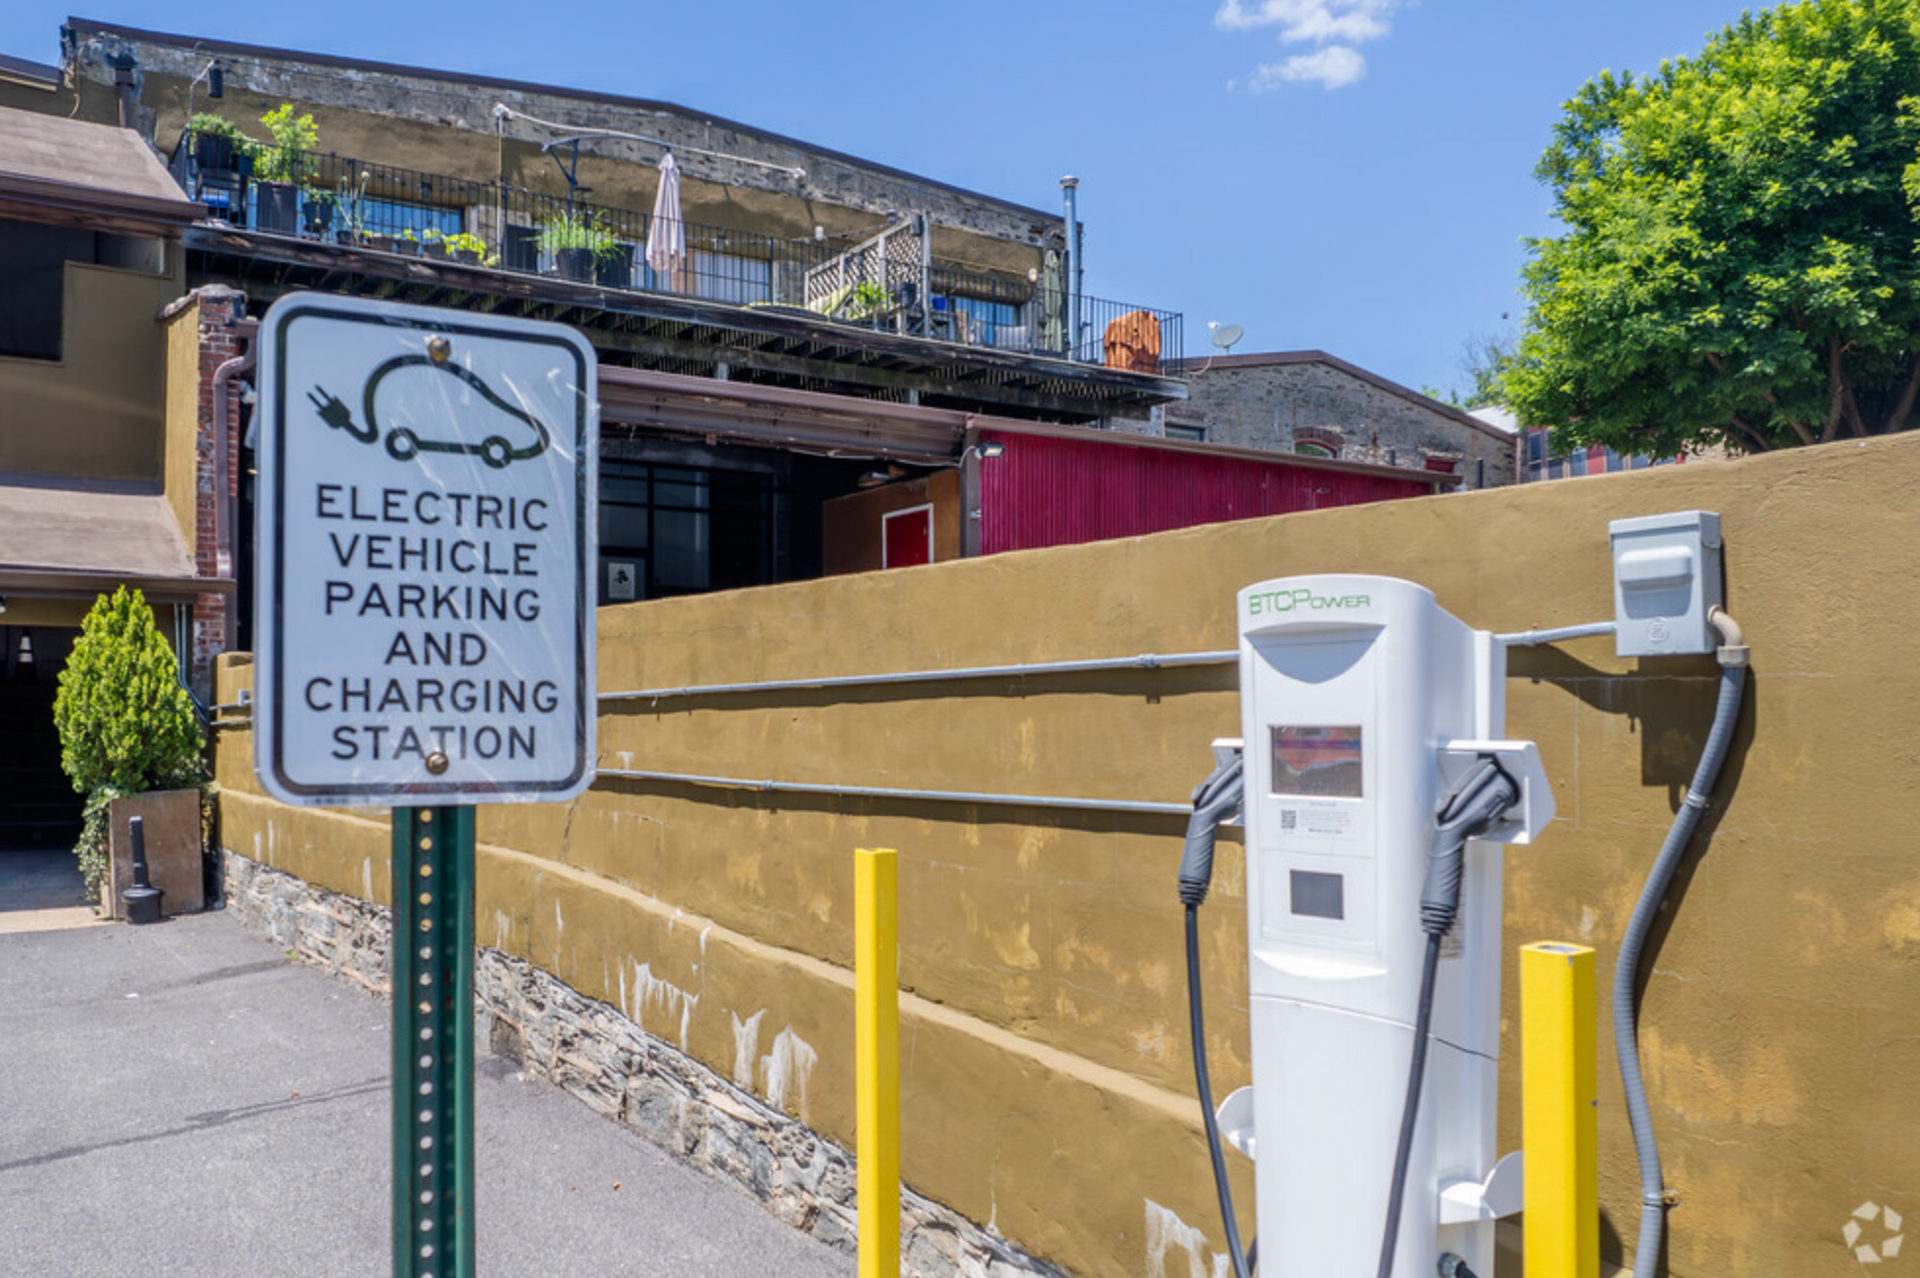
[217,433,1920,1277]
[162,296,201,558]
[0,252,184,483]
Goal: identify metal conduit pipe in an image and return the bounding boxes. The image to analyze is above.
[599,650,1238,703]
[1495,620,1617,647]
[211,341,256,581]
[597,767,1193,816]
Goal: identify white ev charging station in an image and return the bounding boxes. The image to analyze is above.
[1179,514,1743,1278]
[1231,576,1550,1276]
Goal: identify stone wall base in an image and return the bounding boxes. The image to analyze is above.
[221,849,1072,1278]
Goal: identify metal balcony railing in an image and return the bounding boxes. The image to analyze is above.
[175,132,1182,370]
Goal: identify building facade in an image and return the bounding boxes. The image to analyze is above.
[1167,350,1517,489]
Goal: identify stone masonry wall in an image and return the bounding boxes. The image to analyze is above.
[221,849,1071,1278]
[1170,356,1516,489]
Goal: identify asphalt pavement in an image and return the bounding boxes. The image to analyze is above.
[0,909,854,1278]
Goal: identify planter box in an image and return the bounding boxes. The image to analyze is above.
[255,181,299,234]
[104,789,204,919]
[553,247,596,282]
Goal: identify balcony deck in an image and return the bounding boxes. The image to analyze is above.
[175,135,1186,420]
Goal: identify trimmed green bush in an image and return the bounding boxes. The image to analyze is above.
[53,587,206,897]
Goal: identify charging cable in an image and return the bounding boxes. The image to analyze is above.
[1376,758,1520,1278]
[1178,750,1254,1278]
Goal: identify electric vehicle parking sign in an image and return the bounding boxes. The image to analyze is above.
[253,293,598,807]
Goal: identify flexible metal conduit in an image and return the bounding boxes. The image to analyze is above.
[1614,607,1748,1278]
[599,650,1238,703]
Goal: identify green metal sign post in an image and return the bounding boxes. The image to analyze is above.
[254,295,596,1278]
[391,806,477,1278]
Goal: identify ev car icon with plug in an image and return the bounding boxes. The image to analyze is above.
[306,352,551,469]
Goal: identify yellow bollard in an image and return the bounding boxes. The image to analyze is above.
[856,848,901,1278]
[1522,941,1599,1278]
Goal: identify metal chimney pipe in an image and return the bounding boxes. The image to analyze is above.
[108,52,137,130]
[1061,176,1082,361]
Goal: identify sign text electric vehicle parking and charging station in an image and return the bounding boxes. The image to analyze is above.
[256,292,596,1278]
[255,294,595,804]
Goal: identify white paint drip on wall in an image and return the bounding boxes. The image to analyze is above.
[492,910,511,951]
[731,1009,766,1089]
[678,993,698,1053]
[362,857,373,902]
[761,1027,818,1122]
[1144,1198,1229,1278]
[631,962,697,1052]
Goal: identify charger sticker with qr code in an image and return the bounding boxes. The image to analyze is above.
[1281,809,1297,831]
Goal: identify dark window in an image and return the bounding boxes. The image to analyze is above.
[1165,423,1207,443]
[1295,441,1337,459]
[502,224,540,274]
[597,460,778,603]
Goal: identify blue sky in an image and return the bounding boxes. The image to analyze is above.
[2,2,1757,399]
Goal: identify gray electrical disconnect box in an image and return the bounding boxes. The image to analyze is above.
[1609,511,1724,658]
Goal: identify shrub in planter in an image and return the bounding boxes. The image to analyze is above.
[53,586,207,904]
[537,210,618,282]
[253,104,319,234]
[443,231,490,265]
[186,112,255,172]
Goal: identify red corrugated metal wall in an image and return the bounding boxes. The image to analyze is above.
[977,432,1435,555]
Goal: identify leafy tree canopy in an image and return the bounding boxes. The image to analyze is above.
[1505,0,1920,454]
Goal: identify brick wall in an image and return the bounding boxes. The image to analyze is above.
[188,286,247,699]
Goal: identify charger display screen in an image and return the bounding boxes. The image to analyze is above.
[1271,725,1363,798]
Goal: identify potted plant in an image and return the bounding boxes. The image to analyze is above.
[185,112,254,174]
[301,187,335,237]
[420,227,449,260]
[538,209,617,282]
[842,279,892,324]
[331,173,370,246]
[393,228,423,258]
[53,586,208,917]
[443,231,489,265]
[253,104,319,235]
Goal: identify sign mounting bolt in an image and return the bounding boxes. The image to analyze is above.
[427,336,451,364]
[425,751,450,775]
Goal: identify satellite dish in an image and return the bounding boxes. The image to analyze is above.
[1210,323,1245,353]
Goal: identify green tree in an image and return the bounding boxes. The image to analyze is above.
[1423,331,1517,409]
[1505,0,1920,455]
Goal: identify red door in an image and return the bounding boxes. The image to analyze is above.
[882,504,933,568]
